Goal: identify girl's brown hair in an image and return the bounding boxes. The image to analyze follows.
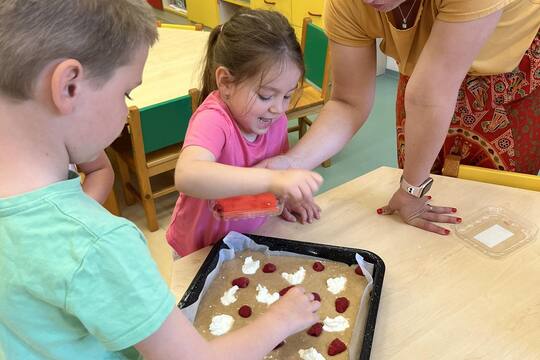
[199,9,304,106]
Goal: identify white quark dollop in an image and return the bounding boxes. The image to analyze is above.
[326,276,347,294]
[242,256,260,274]
[323,315,350,332]
[209,314,234,336]
[281,266,306,285]
[298,347,326,360]
[220,285,239,306]
[256,284,280,305]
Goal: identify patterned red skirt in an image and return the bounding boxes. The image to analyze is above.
[396,29,540,175]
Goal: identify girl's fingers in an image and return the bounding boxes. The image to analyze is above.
[281,207,297,222]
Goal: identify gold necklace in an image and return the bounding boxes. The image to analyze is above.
[397,0,419,29]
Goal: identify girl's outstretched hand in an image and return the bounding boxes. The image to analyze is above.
[270,169,323,202]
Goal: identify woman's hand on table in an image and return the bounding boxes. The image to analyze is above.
[378,188,461,235]
[281,198,321,224]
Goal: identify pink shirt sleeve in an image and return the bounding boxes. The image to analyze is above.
[183,108,228,159]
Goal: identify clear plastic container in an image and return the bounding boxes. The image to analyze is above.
[210,192,283,221]
[454,206,538,258]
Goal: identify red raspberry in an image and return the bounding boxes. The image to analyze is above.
[328,338,347,356]
[307,322,323,337]
[355,265,364,276]
[335,297,350,313]
[262,263,277,273]
[312,292,321,302]
[238,305,252,318]
[231,277,249,288]
[279,285,294,296]
[273,340,285,350]
[313,261,325,272]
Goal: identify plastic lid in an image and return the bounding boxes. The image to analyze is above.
[454,206,538,258]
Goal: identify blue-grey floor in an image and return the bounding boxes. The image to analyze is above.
[289,72,399,194]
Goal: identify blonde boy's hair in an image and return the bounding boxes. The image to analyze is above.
[0,0,158,100]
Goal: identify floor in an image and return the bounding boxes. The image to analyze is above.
[123,68,399,286]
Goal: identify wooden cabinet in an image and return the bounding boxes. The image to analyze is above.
[291,0,324,28]
[187,0,220,28]
[251,0,291,20]
[184,0,326,37]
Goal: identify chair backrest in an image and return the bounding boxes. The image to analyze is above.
[156,21,203,31]
[302,18,329,92]
[130,88,199,154]
[442,154,540,191]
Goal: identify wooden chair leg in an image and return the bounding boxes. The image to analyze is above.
[103,189,121,216]
[113,152,137,206]
[299,116,309,138]
[322,159,332,168]
[134,169,159,232]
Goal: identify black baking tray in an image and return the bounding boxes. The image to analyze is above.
[178,234,385,360]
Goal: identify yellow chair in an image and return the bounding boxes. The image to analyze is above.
[442,154,540,191]
[156,21,203,31]
[287,17,332,167]
[109,88,200,231]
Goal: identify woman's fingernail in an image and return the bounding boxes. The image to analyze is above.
[377,208,383,215]
[444,229,450,235]
[451,208,457,213]
[427,196,432,200]
[456,217,462,223]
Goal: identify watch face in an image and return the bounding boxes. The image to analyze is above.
[420,178,434,197]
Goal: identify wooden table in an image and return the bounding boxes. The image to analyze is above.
[171,166,540,359]
[128,27,209,109]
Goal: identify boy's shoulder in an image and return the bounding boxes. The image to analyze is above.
[1,174,144,249]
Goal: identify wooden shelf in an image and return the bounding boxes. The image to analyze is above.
[222,0,250,8]
[165,4,187,17]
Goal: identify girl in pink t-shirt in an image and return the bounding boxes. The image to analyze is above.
[167,10,324,256]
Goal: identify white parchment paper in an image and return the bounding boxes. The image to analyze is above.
[181,231,375,360]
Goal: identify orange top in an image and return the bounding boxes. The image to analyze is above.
[324,0,540,76]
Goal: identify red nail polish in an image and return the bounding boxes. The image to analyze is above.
[451,208,457,213]
[427,196,432,200]
[456,218,462,223]
[376,208,383,215]
[444,229,450,235]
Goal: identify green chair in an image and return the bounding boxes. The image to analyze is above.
[109,88,200,231]
[287,17,332,167]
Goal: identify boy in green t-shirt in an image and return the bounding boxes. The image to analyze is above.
[0,1,320,359]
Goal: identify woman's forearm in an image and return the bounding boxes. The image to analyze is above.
[402,91,457,185]
[287,98,371,170]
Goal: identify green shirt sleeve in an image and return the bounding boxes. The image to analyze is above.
[65,224,175,351]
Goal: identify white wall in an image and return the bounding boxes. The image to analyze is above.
[386,57,398,72]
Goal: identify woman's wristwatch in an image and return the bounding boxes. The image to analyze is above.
[400,176,433,198]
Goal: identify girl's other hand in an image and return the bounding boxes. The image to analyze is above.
[270,169,323,202]
[281,199,321,224]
